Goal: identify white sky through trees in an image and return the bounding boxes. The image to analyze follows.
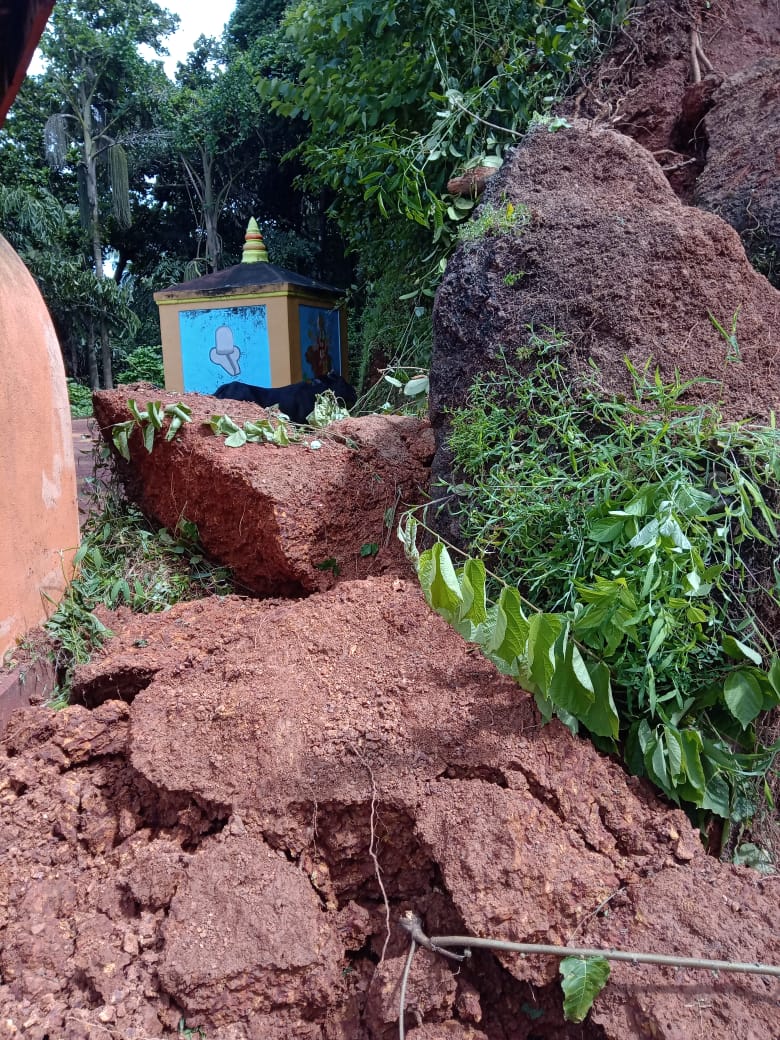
[141,0,238,76]
[31,0,237,79]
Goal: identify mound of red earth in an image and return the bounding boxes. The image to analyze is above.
[92,386,434,597]
[429,120,780,504]
[0,579,777,1038]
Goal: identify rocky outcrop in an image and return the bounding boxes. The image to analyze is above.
[0,579,776,1037]
[92,386,434,597]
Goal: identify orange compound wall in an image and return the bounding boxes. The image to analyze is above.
[0,233,79,659]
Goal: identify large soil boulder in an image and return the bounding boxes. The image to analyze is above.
[430,122,780,498]
[0,579,776,1037]
[93,386,434,596]
[694,58,780,264]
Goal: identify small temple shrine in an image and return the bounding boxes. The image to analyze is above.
[154,219,348,393]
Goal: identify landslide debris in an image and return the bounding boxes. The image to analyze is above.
[0,579,776,1038]
[92,386,434,599]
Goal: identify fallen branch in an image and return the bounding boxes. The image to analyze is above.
[398,912,780,1038]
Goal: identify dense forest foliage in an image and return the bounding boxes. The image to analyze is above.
[0,0,631,390]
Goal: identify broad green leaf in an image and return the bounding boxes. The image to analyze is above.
[225,428,248,448]
[628,518,659,549]
[166,415,183,440]
[649,738,669,790]
[609,487,653,517]
[658,515,691,550]
[560,957,610,1023]
[674,484,715,517]
[722,635,763,666]
[210,414,240,435]
[142,422,156,453]
[549,639,594,718]
[165,402,192,423]
[588,517,624,543]
[732,842,774,874]
[111,420,134,461]
[624,721,647,776]
[647,611,670,659]
[127,398,147,423]
[398,514,419,565]
[700,767,731,818]
[403,375,430,396]
[418,543,462,619]
[481,587,528,666]
[724,670,763,729]
[272,423,291,446]
[682,728,707,790]
[571,643,594,693]
[527,613,564,692]
[664,725,684,781]
[641,552,658,599]
[458,558,487,626]
[533,687,554,722]
[147,401,164,430]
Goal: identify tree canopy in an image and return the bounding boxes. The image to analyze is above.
[0,0,631,388]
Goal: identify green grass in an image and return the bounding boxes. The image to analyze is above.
[45,483,232,701]
[67,378,93,418]
[457,199,530,246]
[433,332,780,829]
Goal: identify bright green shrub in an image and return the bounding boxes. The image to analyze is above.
[408,335,780,824]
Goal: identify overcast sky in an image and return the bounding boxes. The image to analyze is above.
[148,0,238,76]
[31,1,238,79]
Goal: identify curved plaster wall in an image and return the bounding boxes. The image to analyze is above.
[0,233,79,658]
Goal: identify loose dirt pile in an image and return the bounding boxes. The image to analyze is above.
[2,2,780,1037]
[1,579,777,1038]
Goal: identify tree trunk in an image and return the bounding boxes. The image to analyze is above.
[182,148,226,273]
[87,320,99,390]
[201,149,221,272]
[82,90,113,389]
[100,319,112,389]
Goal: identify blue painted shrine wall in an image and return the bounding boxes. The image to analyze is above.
[179,305,270,393]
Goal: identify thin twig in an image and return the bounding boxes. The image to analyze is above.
[660,156,699,174]
[566,888,623,942]
[445,93,524,139]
